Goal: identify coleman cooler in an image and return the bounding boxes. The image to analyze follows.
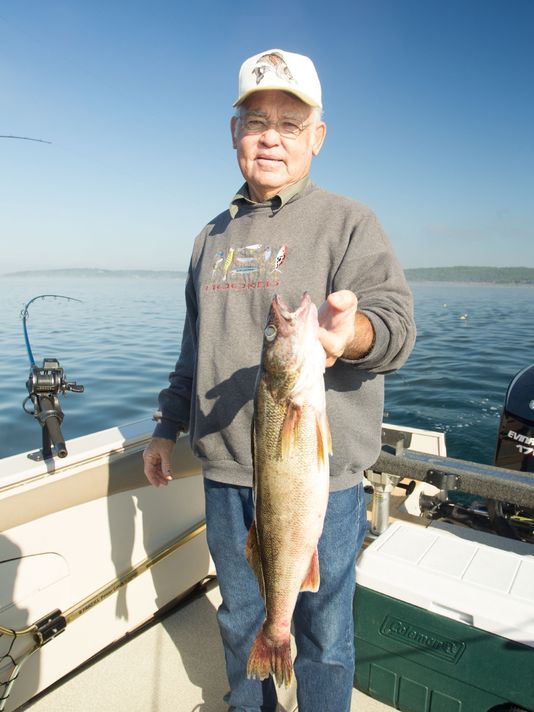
[354,521,534,711]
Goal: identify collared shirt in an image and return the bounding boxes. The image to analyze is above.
[229,175,310,218]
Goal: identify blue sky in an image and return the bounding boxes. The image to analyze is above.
[1,0,533,273]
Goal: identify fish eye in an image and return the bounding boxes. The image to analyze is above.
[264,325,277,342]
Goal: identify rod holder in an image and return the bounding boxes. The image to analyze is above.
[365,470,402,535]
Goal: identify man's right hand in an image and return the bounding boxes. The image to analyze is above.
[143,437,175,487]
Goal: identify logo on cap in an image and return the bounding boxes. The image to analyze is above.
[252,52,295,86]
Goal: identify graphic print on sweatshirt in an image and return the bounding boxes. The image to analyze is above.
[204,243,287,292]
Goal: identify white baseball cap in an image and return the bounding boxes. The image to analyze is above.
[233,49,322,109]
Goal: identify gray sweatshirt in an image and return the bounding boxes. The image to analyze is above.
[154,180,416,490]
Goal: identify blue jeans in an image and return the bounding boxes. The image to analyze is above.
[203,478,368,712]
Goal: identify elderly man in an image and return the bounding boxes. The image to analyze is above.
[144,49,415,712]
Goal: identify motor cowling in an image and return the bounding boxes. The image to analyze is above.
[494,364,534,473]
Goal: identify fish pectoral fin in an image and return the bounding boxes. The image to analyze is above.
[316,413,333,465]
[245,521,265,599]
[300,547,320,592]
[281,402,302,457]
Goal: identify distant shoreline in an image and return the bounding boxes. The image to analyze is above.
[2,266,534,286]
[404,266,534,285]
[2,268,188,279]
[408,280,534,287]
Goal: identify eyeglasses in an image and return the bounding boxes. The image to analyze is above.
[238,114,310,139]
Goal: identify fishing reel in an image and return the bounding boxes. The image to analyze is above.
[26,358,84,397]
[23,358,84,460]
[419,491,534,544]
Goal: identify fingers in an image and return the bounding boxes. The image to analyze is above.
[326,289,358,314]
[320,340,339,367]
[143,438,175,487]
[317,326,343,367]
[318,290,357,327]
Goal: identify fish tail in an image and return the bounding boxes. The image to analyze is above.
[247,627,293,688]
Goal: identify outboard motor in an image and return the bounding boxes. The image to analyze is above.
[484,364,534,541]
[494,364,534,473]
[418,365,534,542]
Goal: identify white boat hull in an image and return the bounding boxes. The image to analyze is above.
[0,420,211,712]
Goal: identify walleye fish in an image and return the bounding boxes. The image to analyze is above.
[246,292,332,687]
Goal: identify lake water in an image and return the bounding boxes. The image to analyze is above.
[0,277,533,464]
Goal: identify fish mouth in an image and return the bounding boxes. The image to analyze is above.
[263,293,318,374]
[272,292,312,322]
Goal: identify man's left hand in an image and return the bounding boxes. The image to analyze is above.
[318,290,358,367]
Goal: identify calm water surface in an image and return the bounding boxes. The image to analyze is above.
[385,282,534,463]
[0,277,532,464]
[0,277,186,459]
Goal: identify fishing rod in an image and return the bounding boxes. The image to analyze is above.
[21,295,84,460]
[0,134,52,144]
[0,521,208,712]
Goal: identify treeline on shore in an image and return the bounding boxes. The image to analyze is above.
[4,266,534,285]
[405,267,534,284]
[3,268,188,279]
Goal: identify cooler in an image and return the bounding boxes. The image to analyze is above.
[354,521,534,711]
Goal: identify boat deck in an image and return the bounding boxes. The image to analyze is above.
[7,422,448,712]
[19,579,393,712]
